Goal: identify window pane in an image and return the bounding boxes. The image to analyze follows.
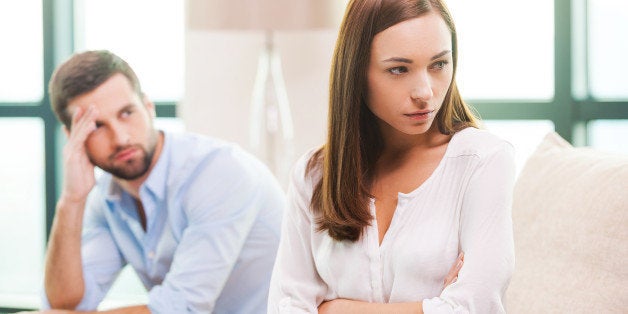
[155,117,186,133]
[0,118,45,306]
[100,266,147,310]
[588,1,628,99]
[0,1,43,102]
[588,120,628,154]
[483,120,555,175]
[74,0,184,102]
[447,1,554,100]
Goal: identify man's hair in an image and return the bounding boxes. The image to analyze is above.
[48,50,143,129]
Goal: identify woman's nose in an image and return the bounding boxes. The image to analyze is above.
[411,72,433,101]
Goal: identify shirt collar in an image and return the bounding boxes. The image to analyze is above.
[141,130,170,202]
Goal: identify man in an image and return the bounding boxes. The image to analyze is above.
[41,50,285,313]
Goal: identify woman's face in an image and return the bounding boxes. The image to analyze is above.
[366,12,453,140]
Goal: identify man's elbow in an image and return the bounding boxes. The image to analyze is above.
[46,288,84,310]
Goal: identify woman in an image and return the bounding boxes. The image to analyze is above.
[268,0,515,312]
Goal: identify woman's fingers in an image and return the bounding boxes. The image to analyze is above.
[443,252,464,287]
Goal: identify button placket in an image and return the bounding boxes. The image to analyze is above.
[367,201,385,302]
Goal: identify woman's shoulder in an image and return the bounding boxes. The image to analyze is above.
[290,147,324,190]
[448,127,514,159]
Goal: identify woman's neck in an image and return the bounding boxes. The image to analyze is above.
[379,123,444,157]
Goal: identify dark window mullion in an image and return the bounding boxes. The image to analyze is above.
[578,100,628,120]
[471,101,560,121]
[554,0,576,143]
[0,105,45,116]
[43,0,74,240]
[154,102,177,118]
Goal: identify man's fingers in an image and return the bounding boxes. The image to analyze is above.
[63,105,98,163]
[70,106,84,126]
[69,105,97,143]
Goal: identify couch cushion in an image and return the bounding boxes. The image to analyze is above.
[507,132,628,313]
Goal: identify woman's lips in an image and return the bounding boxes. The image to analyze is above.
[404,110,434,120]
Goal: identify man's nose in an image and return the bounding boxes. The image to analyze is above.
[110,123,130,146]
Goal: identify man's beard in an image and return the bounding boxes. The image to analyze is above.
[103,146,154,180]
[91,138,158,181]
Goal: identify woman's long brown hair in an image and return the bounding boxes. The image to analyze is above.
[309,0,480,242]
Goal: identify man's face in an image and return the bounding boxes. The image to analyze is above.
[67,73,158,180]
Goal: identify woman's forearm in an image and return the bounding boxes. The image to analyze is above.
[319,299,423,314]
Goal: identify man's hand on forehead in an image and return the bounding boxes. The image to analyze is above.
[66,104,99,133]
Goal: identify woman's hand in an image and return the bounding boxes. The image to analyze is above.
[443,252,464,288]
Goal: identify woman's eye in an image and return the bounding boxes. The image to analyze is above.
[431,60,449,70]
[121,110,132,118]
[94,122,103,129]
[388,66,408,75]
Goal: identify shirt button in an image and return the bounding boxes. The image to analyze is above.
[147,251,155,259]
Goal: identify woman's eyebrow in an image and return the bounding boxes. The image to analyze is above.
[381,50,451,63]
[431,50,451,60]
[382,57,413,63]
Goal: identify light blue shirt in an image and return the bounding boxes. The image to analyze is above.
[43,132,285,313]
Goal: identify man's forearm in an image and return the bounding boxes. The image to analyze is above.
[27,305,151,314]
[44,196,88,309]
[97,305,150,314]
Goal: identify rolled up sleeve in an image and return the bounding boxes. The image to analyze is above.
[41,195,125,311]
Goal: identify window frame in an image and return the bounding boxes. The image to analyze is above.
[0,1,175,311]
[471,0,628,145]
[0,0,626,311]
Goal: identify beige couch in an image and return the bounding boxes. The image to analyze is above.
[506,132,628,313]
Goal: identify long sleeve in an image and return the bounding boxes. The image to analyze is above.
[423,142,516,313]
[268,155,328,313]
[147,149,284,313]
[41,191,126,310]
[42,133,283,313]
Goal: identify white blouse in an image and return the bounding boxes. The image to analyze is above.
[268,128,516,313]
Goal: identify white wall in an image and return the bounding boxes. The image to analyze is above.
[182,30,337,188]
